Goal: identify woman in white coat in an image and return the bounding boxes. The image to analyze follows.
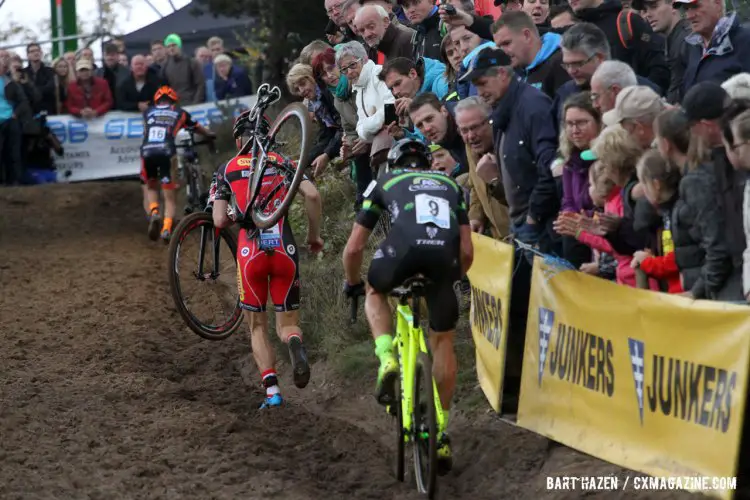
[335,41,396,177]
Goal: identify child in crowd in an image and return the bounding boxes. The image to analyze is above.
[630,149,683,294]
[578,161,617,280]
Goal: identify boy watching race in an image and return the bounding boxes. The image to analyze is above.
[342,139,474,473]
[209,113,324,409]
[140,85,215,242]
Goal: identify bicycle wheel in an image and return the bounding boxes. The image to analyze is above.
[168,212,243,340]
[412,352,438,498]
[392,376,406,482]
[251,102,312,229]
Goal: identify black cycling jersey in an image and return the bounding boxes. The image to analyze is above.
[140,104,195,157]
[356,168,470,247]
[357,169,469,332]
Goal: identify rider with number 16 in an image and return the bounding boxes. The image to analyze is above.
[140,85,214,242]
[342,139,474,473]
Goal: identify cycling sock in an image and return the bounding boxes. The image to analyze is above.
[149,202,159,214]
[163,217,173,232]
[287,333,302,344]
[374,334,394,363]
[262,369,280,398]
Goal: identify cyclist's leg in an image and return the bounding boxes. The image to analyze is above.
[237,232,282,407]
[366,241,412,404]
[268,233,310,389]
[159,156,178,240]
[142,157,162,240]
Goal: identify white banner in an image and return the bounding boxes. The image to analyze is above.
[47,95,257,182]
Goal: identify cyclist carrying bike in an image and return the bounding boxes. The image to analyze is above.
[209,112,324,409]
[140,85,214,242]
[342,139,474,473]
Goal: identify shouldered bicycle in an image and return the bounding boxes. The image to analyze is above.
[167,83,313,340]
[350,277,445,499]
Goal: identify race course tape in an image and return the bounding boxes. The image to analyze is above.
[516,257,750,500]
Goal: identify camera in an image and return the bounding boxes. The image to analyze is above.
[442,1,457,15]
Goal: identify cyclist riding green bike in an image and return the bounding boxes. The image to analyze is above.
[342,139,474,474]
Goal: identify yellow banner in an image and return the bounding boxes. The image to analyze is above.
[467,233,514,412]
[518,257,750,499]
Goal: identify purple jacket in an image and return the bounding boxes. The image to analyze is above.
[561,151,595,214]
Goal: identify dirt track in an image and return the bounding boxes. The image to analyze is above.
[0,182,706,499]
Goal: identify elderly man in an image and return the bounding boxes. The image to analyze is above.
[603,85,664,149]
[355,3,416,63]
[196,46,217,102]
[117,55,164,112]
[463,47,558,248]
[590,60,637,115]
[676,0,750,92]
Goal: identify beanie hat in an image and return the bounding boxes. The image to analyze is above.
[164,34,182,48]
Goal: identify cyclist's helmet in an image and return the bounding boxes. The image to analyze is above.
[387,138,432,170]
[154,85,178,104]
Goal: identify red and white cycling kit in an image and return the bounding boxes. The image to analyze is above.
[212,152,302,313]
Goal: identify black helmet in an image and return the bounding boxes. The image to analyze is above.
[387,139,432,170]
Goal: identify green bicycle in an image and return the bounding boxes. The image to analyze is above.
[351,276,446,498]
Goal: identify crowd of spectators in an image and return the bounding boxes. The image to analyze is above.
[281,0,750,403]
[0,34,254,185]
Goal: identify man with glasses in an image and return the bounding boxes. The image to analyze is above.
[551,22,660,131]
[675,0,750,93]
[589,60,636,115]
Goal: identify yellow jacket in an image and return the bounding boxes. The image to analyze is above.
[465,146,510,239]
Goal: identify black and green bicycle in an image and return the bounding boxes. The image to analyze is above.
[351,277,447,498]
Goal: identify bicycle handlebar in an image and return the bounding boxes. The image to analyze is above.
[348,287,366,324]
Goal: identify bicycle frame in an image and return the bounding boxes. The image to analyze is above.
[393,299,446,441]
[194,224,224,280]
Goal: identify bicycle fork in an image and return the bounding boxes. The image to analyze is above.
[196,224,223,279]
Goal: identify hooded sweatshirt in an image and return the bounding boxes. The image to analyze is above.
[517,33,571,100]
[456,41,496,100]
[419,58,450,100]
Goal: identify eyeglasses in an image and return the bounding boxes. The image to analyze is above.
[339,59,361,74]
[326,1,344,14]
[561,54,595,71]
[565,119,593,131]
[729,140,750,151]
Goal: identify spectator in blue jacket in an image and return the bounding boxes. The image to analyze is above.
[214,55,254,100]
[451,25,496,99]
[676,0,750,93]
[462,46,560,251]
[380,57,450,100]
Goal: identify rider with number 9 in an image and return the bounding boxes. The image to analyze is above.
[342,138,474,473]
[140,85,214,242]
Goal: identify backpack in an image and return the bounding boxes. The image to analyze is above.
[616,10,634,49]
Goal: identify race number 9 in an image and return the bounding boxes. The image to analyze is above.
[415,193,450,229]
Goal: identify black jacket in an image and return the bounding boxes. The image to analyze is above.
[519,45,571,100]
[575,0,669,93]
[368,22,416,62]
[491,78,559,224]
[671,163,733,299]
[413,11,443,60]
[117,69,165,112]
[665,19,691,104]
[309,86,342,161]
[23,64,56,115]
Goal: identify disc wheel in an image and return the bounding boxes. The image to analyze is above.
[413,352,438,498]
[250,102,312,229]
[167,211,243,340]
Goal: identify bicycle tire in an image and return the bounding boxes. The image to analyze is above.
[167,211,243,341]
[393,376,406,482]
[251,102,313,229]
[413,351,438,498]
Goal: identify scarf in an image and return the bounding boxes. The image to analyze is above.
[329,74,350,100]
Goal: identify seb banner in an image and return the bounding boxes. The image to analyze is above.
[517,258,750,499]
[47,96,256,182]
[467,234,514,412]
